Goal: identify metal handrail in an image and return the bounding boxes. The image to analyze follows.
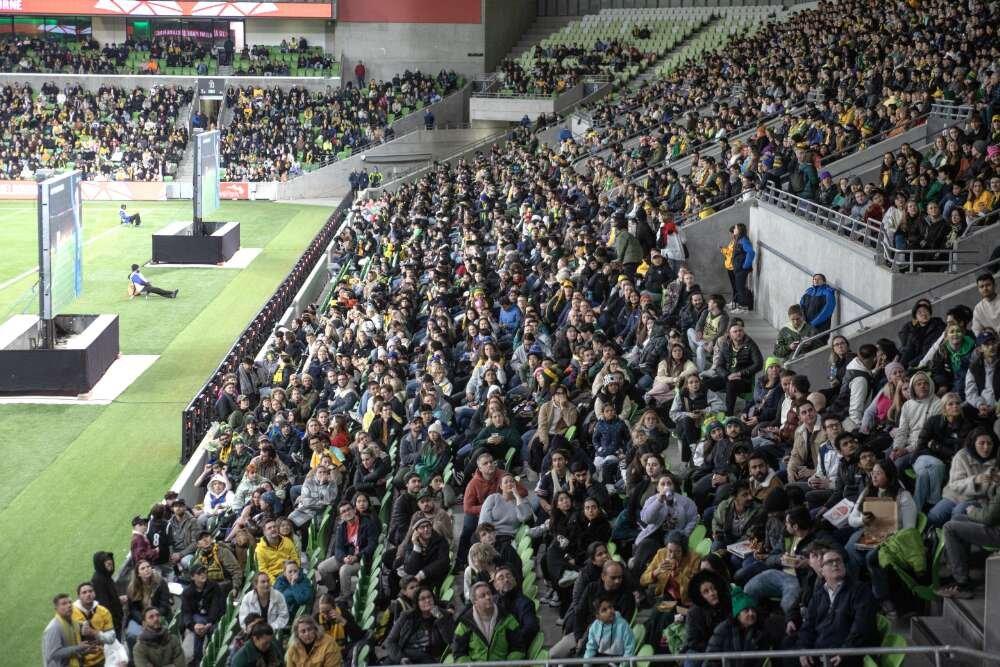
[758,184,883,247]
[381,644,995,667]
[819,111,931,166]
[787,254,1000,361]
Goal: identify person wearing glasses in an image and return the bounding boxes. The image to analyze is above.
[795,548,878,667]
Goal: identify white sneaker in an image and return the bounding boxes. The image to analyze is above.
[558,570,579,587]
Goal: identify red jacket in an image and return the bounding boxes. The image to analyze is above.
[354,62,365,77]
[463,471,501,516]
[130,531,158,565]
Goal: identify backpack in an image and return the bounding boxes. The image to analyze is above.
[788,166,805,193]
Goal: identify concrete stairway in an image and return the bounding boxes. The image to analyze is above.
[911,597,987,667]
[174,139,195,184]
[506,15,579,60]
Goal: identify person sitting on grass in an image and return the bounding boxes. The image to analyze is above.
[120,204,141,226]
[584,595,637,662]
[128,264,177,299]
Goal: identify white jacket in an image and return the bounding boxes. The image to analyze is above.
[891,373,941,452]
[238,588,288,630]
[841,357,873,433]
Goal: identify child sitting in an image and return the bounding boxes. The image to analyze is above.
[462,542,497,603]
[593,403,631,484]
[584,595,637,663]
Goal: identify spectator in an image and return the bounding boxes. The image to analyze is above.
[255,518,300,583]
[972,273,1000,335]
[583,595,637,661]
[452,582,525,662]
[274,560,314,621]
[231,623,283,667]
[796,548,879,667]
[132,607,185,667]
[180,565,225,665]
[705,592,771,667]
[284,615,340,667]
[238,572,289,632]
[799,274,837,335]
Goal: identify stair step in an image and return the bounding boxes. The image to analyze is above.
[943,597,985,648]
[910,616,982,667]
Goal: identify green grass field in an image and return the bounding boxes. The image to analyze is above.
[0,199,336,666]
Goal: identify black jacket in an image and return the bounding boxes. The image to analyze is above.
[497,589,540,650]
[898,318,946,367]
[797,576,878,652]
[705,618,770,667]
[714,338,764,380]
[91,551,124,633]
[332,515,380,561]
[181,580,226,630]
[916,413,973,463]
[388,492,420,547]
[400,531,451,590]
[384,608,455,664]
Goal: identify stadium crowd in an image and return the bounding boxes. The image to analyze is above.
[0,81,191,181]
[39,0,1000,666]
[220,70,460,182]
[498,39,656,96]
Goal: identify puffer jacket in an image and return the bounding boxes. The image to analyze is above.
[452,606,525,662]
[704,618,770,667]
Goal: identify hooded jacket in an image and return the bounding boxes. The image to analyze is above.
[463,470,502,517]
[452,604,525,662]
[91,551,124,633]
[682,571,732,653]
[132,627,186,667]
[800,284,837,329]
[892,372,941,452]
[584,610,637,659]
[773,319,819,359]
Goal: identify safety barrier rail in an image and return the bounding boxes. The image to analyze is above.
[179,194,354,462]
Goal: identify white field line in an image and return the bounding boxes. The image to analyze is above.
[0,224,124,292]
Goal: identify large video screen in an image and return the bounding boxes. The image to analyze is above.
[193,130,220,222]
[37,171,83,320]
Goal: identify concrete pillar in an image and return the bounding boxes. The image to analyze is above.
[986,554,1000,656]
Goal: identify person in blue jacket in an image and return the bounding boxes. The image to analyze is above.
[800,274,837,334]
[731,223,756,310]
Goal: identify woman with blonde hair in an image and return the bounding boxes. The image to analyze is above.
[285,614,341,667]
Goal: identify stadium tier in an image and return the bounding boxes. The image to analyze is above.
[8,0,1000,666]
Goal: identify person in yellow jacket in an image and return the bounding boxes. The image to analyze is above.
[255,518,300,583]
[72,583,116,667]
[285,615,342,667]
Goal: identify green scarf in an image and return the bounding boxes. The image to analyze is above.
[55,614,81,667]
[948,336,975,373]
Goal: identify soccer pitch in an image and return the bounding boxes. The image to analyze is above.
[0,199,335,666]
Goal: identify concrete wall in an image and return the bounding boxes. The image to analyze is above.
[335,22,486,83]
[0,73,340,92]
[484,0,536,71]
[278,127,499,199]
[244,18,332,47]
[470,84,582,122]
[749,202,893,330]
[392,84,472,134]
[677,203,751,297]
[786,280,982,388]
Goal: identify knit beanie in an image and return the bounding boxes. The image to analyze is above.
[731,591,757,618]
